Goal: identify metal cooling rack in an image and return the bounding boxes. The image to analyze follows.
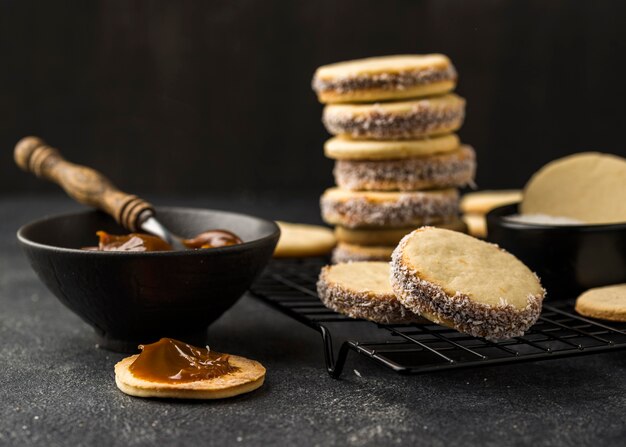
[250,258,626,378]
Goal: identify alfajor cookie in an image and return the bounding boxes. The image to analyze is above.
[334,219,467,246]
[331,242,394,263]
[575,284,626,322]
[522,152,626,225]
[273,221,336,258]
[334,145,476,191]
[391,227,545,340]
[312,54,457,104]
[317,261,422,323]
[323,94,465,140]
[325,134,460,161]
[320,187,459,229]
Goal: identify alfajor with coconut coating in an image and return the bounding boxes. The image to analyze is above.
[390,227,545,340]
[312,54,457,104]
[333,145,476,191]
[320,187,459,229]
[322,94,465,140]
[317,262,422,324]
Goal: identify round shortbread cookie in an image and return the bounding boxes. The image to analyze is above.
[331,243,395,263]
[460,190,523,215]
[317,261,422,323]
[521,152,626,225]
[322,94,465,140]
[325,134,460,160]
[114,353,266,399]
[320,187,459,229]
[335,219,467,246]
[312,54,457,104]
[462,213,487,238]
[273,221,336,258]
[334,145,476,191]
[575,284,626,322]
[391,227,545,340]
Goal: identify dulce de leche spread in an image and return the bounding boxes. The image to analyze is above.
[86,229,243,252]
[182,230,242,249]
[95,231,173,252]
[129,338,239,383]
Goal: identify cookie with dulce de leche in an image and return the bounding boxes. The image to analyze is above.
[334,219,467,247]
[312,54,457,104]
[322,94,465,140]
[324,133,461,161]
[320,187,459,229]
[333,145,476,191]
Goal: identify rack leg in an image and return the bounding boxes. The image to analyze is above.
[320,326,353,379]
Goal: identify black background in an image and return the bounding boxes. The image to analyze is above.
[1,0,625,196]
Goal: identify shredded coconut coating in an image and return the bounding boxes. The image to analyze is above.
[323,103,465,140]
[334,146,476,191]
[317,265,423,324]
[320,190,460,228]
[331,245,392,264]
[389,232,545,340]
[312,66,457,95]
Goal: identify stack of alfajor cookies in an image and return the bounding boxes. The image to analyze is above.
[312,54,476,262]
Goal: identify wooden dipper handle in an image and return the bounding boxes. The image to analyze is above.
[14,136,154,232]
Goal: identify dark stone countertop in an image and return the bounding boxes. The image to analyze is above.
[1,195,625,447]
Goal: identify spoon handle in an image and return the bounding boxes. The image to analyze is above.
[14,136,154,232]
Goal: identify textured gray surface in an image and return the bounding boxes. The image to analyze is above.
[1,195,625,447]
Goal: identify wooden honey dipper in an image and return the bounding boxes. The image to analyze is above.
[14,136,186,249]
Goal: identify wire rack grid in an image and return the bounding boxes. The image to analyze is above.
[250,258,626,378]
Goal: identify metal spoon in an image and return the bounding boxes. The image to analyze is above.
[14,137,187,250]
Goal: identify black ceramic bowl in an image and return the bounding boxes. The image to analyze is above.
[487,203,626,300]
[18,207,280,352]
